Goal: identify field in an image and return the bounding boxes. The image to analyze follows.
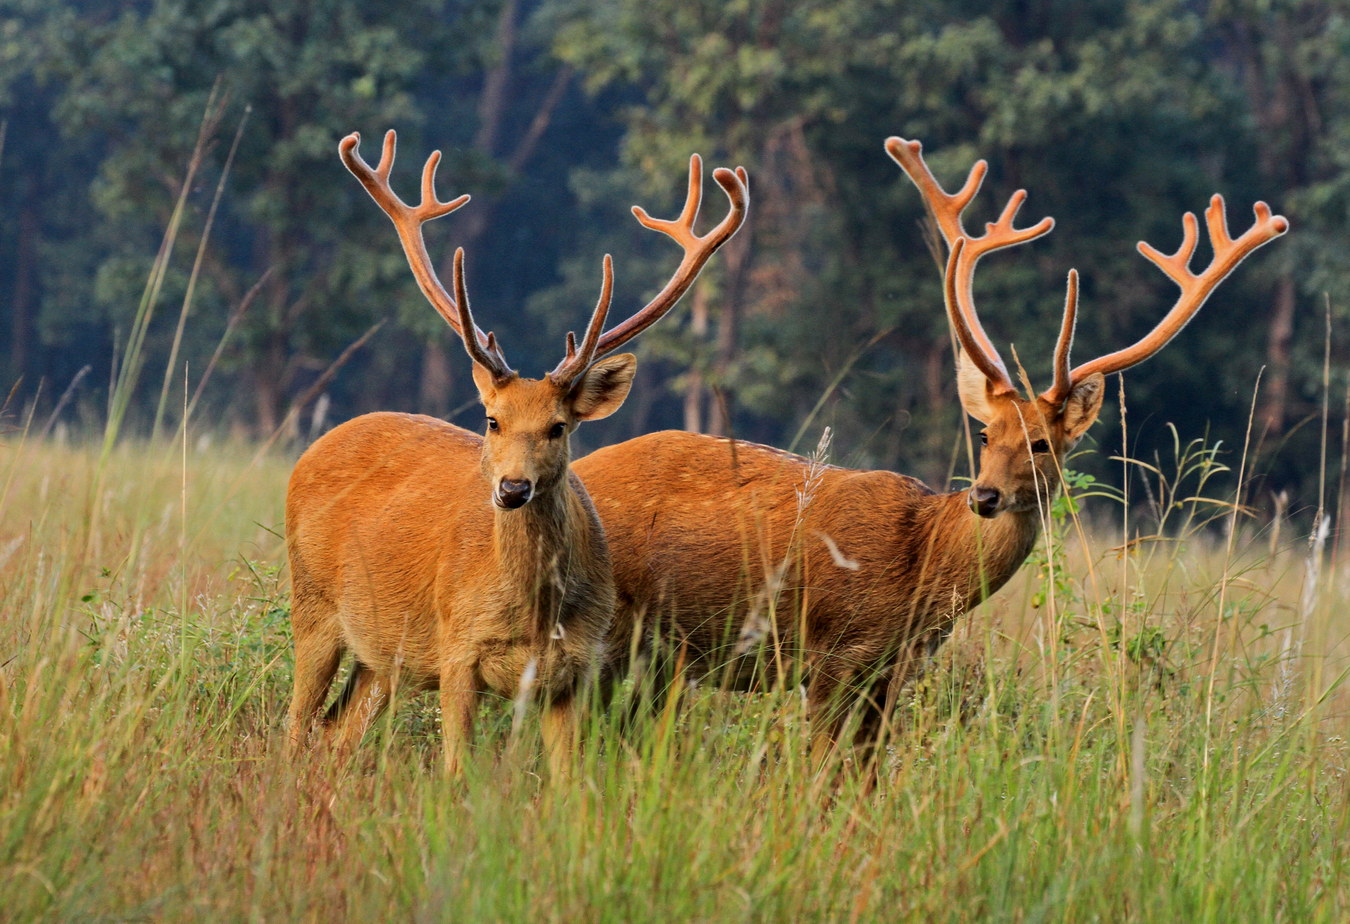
[0,430,1347,921]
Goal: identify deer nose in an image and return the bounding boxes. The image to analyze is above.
[969,486,1001,518]
[495,478,534,509]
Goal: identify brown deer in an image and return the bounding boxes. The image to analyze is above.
[285,130,748,775]
[577,137,1287,750]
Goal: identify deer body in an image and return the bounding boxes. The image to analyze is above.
[287,412,614,772]
[581,413,1068,738]
[284,130,748,774]
[581,431,1040,703]
[579,136,1286,748]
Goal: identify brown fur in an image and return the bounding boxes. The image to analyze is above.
[286,354,633,776]
[574,365,1104,746]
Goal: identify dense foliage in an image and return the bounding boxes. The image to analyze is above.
[1,0,1346,500]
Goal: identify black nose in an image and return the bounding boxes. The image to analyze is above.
[969,486,1001,518]
[496,479,533,509]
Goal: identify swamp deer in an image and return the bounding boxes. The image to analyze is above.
[577,137,1287,748]
[285,130,748,775]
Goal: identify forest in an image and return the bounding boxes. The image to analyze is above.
[1,0,1345,504]
[4,4,1350,917]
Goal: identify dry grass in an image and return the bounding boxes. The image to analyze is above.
[0,431,1347,921]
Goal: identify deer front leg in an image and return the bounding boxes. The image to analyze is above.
[540,694,577,780]
[439,660,478,777]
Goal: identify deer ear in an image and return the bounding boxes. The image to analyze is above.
[956,349,1000,424]
[1060,372,1105,442]
[471,363,503,403]
[569,353,637,421]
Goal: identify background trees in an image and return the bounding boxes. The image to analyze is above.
[0,0,1343,502]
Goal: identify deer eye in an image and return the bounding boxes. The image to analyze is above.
[979,431,989,447]
[486,417,499,432]
[1030,439,1050,454]
[548,422,567,440]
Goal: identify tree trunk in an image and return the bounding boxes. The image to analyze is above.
[9,205,36,383]
[1257,273,1298,437]
[708,231,753,437]
[253,328,288,437]
[683,284,709,432]
[431,0,570,324]
[419,337,455,417]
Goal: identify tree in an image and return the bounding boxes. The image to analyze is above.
[409,0,580,419]
[1205,0,1350,445]
[553,0,1282,487]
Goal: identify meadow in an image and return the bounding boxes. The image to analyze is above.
[0,424,1347,921]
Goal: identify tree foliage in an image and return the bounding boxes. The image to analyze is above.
[0,0,1343,500]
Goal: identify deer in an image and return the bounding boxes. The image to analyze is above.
[576,137,1288,754]
[285,130,748,776]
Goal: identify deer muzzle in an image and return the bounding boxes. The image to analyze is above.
[495,478,534,509]
[968,485,1002,518]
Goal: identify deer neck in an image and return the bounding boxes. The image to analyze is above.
[927,491,1044,610]
[491,480,595,634]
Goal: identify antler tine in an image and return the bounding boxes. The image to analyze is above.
[947,186,1055,396]
[588,155,750,358]
[891,137,1052,396]
[451,248,514,382]
[550,255,615,385]
[886,136,1055,258]
[1043,269,1080,403]
[884,136,985,245]
[982,190,1056,255]
[1064,196,1289,386]
[339,130,476,339]
[945,239,1014,391]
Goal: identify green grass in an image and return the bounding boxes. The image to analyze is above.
[0,433,1347,921]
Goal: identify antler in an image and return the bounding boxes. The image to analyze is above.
[345,132,749,386]
[1040,196,1289,404]
[339,131,484,339]
[549,154,749,379]
[886,137,1054,396]
[450,248,514,381]
[548,255,614,386]
[341,130,522,376]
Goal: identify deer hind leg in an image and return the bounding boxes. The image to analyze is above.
[324,662,390,756]
[540,695,577,780]
[805,663,861,768]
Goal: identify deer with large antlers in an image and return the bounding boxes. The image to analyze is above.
[285,131,748,775]
[577,137,1287,751]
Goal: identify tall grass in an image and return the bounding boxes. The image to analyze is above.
[0,424,1346,920]
[2,123,1345,916]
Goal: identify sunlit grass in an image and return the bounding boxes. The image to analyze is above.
[0,432,1346,921]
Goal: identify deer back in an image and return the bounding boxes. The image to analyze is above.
[579,431,1038,684]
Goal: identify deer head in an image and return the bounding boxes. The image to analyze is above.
[887,137,1288,519]
[341,130,749,509]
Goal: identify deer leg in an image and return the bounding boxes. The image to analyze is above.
[439,661,478,777]
[325,662,390,756]
[616,642,675,732]
[286,628,343,754]
[805,664,860,767]
[540,694,577,780]
[850,667,906,772]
